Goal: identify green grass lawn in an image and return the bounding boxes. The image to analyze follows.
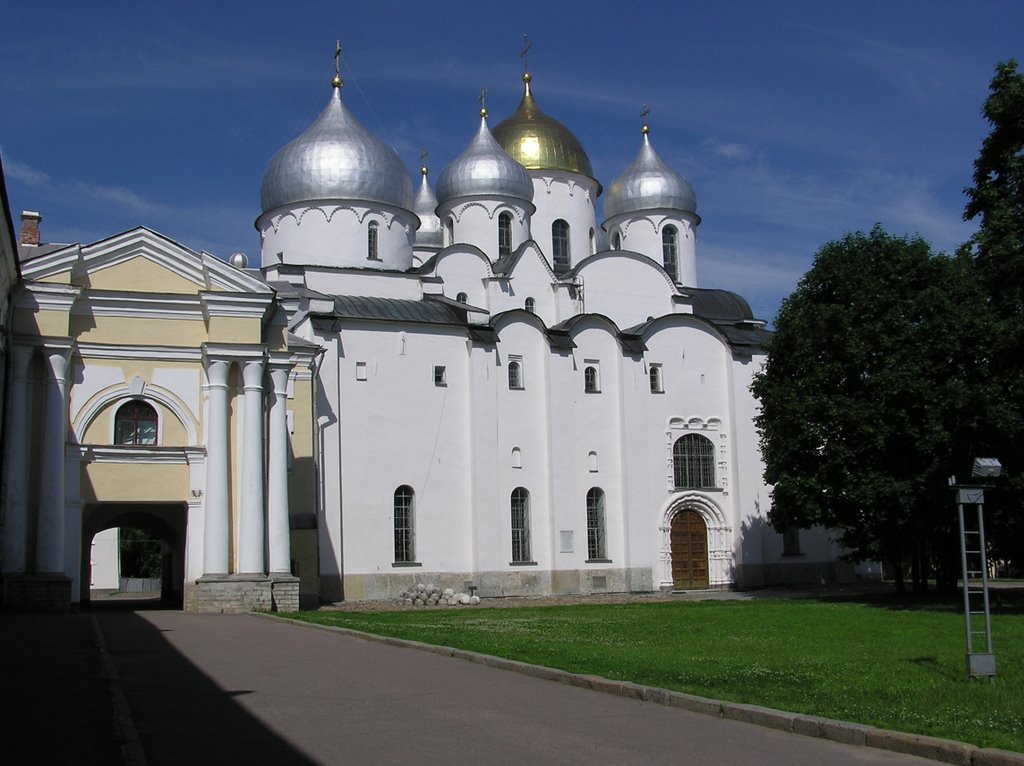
[285,595,1024,752]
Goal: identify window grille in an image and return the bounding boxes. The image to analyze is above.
[586,488,607,560]
[673,434,716,488]
[433,366,446,386]
[524,297,535,313]
[511,487,531,562]
[394,486,415,563]
[584,365,599,393]
[456,292,468,303]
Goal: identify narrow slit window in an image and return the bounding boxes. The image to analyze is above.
[662,225,678,281]
[368,221,380,260]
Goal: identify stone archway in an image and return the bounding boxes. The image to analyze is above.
[81,503,187,608]
[670,510,709,589]
[659,492,733,590]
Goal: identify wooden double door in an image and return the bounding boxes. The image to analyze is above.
[670,510,709,589]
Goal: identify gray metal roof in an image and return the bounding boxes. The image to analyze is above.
[681,288,755,322]
[437,115,534,205]
[260,88,414,214]
[604,132,696,219]
[325,295,464,325]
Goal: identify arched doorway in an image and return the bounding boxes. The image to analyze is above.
[81,503,187,608]
[670,509,709,589]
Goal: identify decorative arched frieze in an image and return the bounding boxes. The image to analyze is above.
[72,381,199,446]
[657,491,734,589]
[619,216,659,237]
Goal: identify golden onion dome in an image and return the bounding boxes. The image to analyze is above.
[493,73,598,189]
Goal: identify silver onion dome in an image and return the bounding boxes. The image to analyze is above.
[436,112,534,205]
[604,129,696,219]
[260,87,414,214]
[413,164,443,248]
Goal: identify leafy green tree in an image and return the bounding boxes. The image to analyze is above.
[753,227,994,591]
[119,527,162,580]
[963,60,1024,572]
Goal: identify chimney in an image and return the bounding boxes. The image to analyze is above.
[19,211,42,246]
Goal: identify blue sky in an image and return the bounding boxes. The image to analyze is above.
[2,1,1021,322]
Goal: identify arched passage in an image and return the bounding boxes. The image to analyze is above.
[81,503,187,608]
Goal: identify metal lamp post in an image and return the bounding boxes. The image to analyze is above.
[951,457,1001,681]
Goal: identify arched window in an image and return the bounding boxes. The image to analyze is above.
[511,447,522,469]
[508,360,523,390]
[611,231,622,250]
[649,364,663,393]
[662,225,678,281]
[584,365,599,393]
[552,219,570,271]
[114,400,158,445]
[510,487,531,562]
[445,217,455,246]
[498,212,513,257]
[368,221,380,260]
[456,292,468,303]
[586,488,607,560]
[394,486,415,563]
[673,434,716,489]
[524,297,535,314]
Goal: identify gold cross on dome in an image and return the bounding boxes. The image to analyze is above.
[521,34,532,72]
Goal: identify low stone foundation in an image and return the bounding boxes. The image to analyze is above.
[2,574,72,611]
[270,575,300,612]
[186,574,273,613]
[339,567,654,603]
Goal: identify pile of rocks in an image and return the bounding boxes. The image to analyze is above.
[397,584,481,607]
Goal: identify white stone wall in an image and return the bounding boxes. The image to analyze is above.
[527,173,599,270]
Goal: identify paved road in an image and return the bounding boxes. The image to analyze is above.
[94,608,940,766]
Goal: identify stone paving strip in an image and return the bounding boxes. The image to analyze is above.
[257,613,1024,766]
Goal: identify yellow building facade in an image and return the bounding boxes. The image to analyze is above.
[2,227,319,611]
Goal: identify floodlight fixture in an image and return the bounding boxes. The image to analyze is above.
[971,458,1002,479]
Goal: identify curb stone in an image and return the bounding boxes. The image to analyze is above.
[255,613,1024,765]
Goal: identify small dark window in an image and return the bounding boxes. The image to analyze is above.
[434,365,447,387]
[584,365,599,393]
[456,292,468,304]
[524,297,535,313]
[114,400,158,445]
[368,221,380,260]
[498,212,513,257]
[508,360,523,390]
[552,219,570,271]
[649,364,663,393]
[662,225,678,281]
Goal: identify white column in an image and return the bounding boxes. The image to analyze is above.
[2,346,34,573]
[237,356,266,574]
[203,357,231,574]
[36,343,73,574]
[267,362,292,574]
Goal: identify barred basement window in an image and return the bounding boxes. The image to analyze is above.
[672,433,716,489]
[586,487,607,560]
[114,400,157,445]
[394,486,415,563]
[510,487,531,562]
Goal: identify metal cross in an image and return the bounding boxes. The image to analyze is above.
[641,103,651,124]
[479,86,488,112]
[521,34,532,71]
[419,148,428,163]
[334,40,342,77]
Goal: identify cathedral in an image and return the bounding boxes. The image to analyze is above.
[0,58,851,612]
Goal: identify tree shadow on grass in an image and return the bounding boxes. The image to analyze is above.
[806,584,1024,615]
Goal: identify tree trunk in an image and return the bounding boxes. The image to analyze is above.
[892,558,905,593]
